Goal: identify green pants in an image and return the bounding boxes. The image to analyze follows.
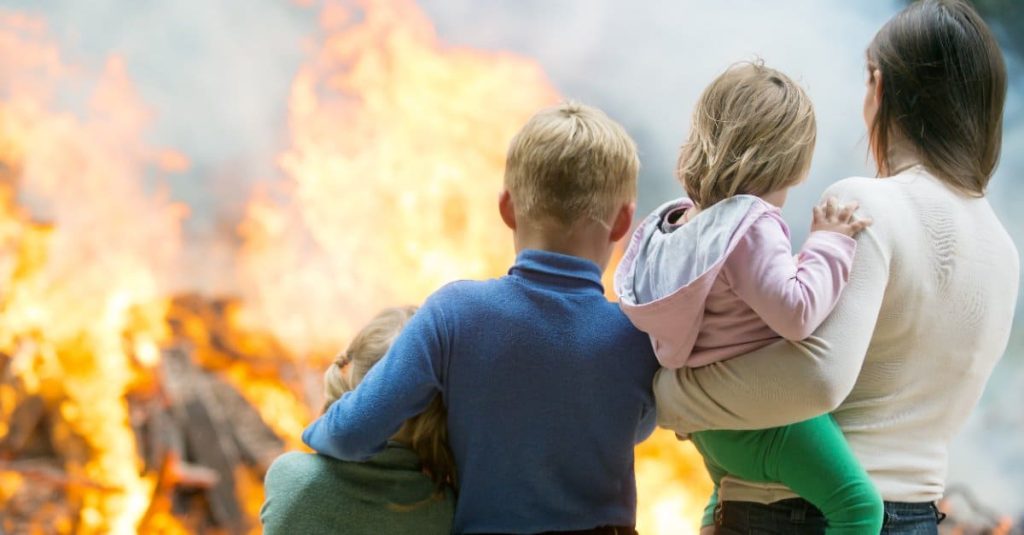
[692,414,883,534]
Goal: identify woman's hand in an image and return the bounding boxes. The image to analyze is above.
[811,197,872,237]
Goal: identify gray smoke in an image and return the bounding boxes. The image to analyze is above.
[1,0,316,291]
[6,0,1023,518]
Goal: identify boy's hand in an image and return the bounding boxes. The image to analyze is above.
[811,197,872,237]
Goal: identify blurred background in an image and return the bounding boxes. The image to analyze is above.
[0,0,1019,533]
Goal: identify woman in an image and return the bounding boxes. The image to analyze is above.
[260,306,455,535]
[654,1,1018,533]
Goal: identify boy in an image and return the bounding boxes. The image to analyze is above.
[303,101,659,534]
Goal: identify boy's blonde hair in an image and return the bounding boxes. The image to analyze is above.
[324,306,456,490]
[678,61,816,207]
[504,101,639,226]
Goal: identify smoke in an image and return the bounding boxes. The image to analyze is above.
[4,0,1023,517]
[418,0,899,229]
[1,0,315,291]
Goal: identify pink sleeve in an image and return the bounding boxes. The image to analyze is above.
[722,213,857,340]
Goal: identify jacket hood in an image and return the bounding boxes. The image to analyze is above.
[614,195,777,368]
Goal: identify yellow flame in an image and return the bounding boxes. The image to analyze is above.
[0,14,184,533]
[236,0,558,358]
[636,430,715,535]
[236,465,267,535]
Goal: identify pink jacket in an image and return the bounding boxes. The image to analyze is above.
[614,195,857,369]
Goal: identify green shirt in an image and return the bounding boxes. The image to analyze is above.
[261,446,454,535]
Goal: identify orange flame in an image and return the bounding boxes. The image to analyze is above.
[0,13,186,534]
[636,431,715,534]
[236,0,558,359]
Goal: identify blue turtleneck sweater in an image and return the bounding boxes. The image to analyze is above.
[303,249,659,534]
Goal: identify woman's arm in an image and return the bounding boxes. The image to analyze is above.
[655,182,890,433]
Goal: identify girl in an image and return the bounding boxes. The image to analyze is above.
[261,306,455,535]
[615,62,882,534]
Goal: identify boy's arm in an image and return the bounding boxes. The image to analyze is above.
[302,296,448,461]
[654,183,890,433]
[722,213,856,341]
[635,401,657,444]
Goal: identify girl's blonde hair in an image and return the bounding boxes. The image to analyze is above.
[678,61,816,207]
[323,306,456,490]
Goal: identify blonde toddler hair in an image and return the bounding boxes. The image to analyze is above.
[504,101,639,227]
[323,306,456,490]
[678,61,816,207]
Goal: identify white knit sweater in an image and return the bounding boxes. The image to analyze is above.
[653,166,1020,504]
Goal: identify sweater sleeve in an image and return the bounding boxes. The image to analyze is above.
[653,184,890,433]
[302,295,448,461]
[636,399,658,444]
[723,214,857,340]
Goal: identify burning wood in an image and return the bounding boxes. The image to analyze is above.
[0,307,296,534]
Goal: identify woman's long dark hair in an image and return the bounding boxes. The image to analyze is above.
[867,0,1007,195]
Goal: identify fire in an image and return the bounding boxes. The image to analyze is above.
[235,0,558,359]
[165,296,312,450]
[636,431,715,535]
[0,1,714,532]
[0,13,186,534]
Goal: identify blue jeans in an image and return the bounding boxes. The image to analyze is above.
[714,498,944,534]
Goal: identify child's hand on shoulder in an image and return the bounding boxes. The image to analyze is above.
[811,197,872,237]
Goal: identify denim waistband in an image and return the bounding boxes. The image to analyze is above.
[754,498,941,512]
[882,501,946,528]
[884,501,939,515]
[716,498,945,525]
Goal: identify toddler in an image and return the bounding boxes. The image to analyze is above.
[615,62,883,534]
